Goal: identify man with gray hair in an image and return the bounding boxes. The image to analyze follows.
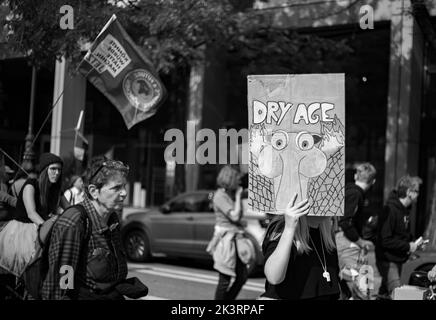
[336,162,377,299]
[375,175,423,299]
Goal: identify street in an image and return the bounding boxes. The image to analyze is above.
[127,258,266,300]
[127,251,383,300]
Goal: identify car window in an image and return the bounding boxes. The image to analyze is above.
[169,193,213,213]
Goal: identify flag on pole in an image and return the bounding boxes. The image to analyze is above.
[79,15,167,129]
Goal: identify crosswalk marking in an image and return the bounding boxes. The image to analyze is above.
[138,295,168,300]
[133,268,264,293]
[128,264,264,289]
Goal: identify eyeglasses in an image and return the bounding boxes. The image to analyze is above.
[89,160,129,182]
[48,167,62,172]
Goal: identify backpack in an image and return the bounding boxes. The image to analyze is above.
[23,204,90,299]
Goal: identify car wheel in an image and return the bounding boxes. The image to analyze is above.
[124,230,151,262]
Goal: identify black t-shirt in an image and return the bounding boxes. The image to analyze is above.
[261,220,340,300]
[339,183,371,242]
[13,178,48,223]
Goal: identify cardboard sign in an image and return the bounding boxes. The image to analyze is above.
[247,74,345,216]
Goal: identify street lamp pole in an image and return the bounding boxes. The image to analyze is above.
[22,66,36,171]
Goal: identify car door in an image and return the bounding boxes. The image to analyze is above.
[148,193,202,256]
[192,191,216,256]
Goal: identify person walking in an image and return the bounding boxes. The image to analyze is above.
[63,175,85,205]
[375,175,423,299]
[0,152,63,277]
[260,194,340,300]
[207,165,249,300]
[41,157,147,300]
[335,162,376,299]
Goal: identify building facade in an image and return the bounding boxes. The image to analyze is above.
[0,0,435,236]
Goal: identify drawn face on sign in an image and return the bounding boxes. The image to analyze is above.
[257,128,327,212]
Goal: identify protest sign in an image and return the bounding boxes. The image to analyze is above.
[248,74,345,216]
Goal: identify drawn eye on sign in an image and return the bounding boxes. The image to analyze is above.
[247,74,345,217]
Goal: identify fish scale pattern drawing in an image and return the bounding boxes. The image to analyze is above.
[307,148,344,216]
[248,153,275,212]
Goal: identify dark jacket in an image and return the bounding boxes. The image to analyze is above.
[338,183,369,242]
[0,182,16,209]
[0,182,16,221]
[376,190,412,263]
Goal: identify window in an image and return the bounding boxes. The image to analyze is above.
[169,193,212,213]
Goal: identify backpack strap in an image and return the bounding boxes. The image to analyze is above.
[56,204,91,300]
[72,204,91,243]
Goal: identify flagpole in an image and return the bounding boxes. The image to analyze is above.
[0,147,29,176]
[27,64,93,155]
[22,66,37,172]
[13,16,110,170]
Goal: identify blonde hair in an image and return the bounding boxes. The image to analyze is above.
[396,175,422,198]
[293,216,336,254]
[216,165,239,191]
[354,162,376,184]
[266,215,336,255]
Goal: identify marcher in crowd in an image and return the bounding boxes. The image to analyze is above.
[0,153,63,277]
[63,174,85,205]
[0,165,18,299]
[260,193,340,300]
[13,153,64,225]
[42,157,147,300]
[207,165,248,300]
[0,165,17,221]
[336,162,376,299]
[3,165,15,186]
[375,175,423,299]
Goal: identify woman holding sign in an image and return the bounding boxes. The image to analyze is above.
[260,193,340,300]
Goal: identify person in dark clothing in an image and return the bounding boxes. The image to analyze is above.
[0,153,64,279]
[10,167,38,198]
[260,194,340,300]
[335,162,376,299]
[0,166,18,300]
[375,175,422,299]
[0,165,16,221]
[13,153,64,224]
[42,157,147,300]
